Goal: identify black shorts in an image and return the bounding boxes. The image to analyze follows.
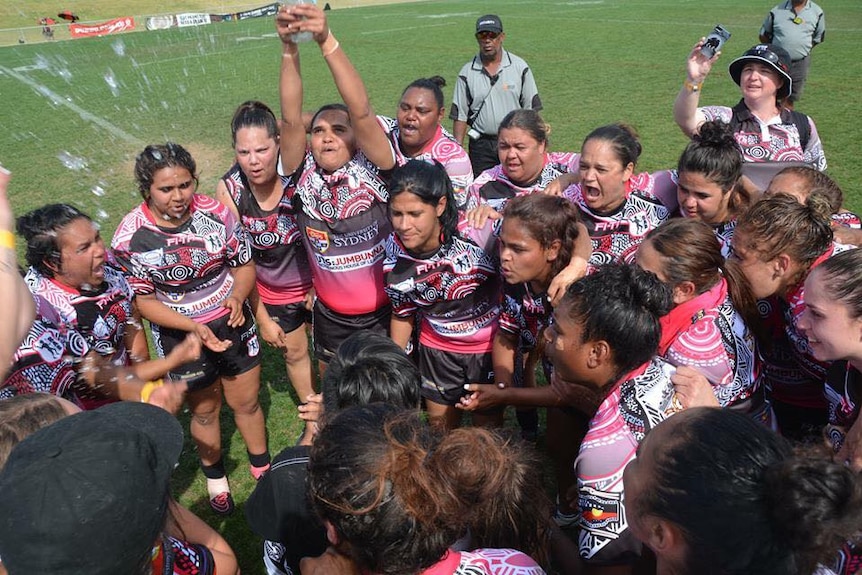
[418,345,494,406]
[152,305,261,392]
[312,299,390,364]
[264,301,311,334]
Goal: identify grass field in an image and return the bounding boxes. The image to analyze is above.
[1,0,861,572]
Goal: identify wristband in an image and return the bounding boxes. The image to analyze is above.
[140,379,165,403]
[320,31,339,57]
[683,80,702,93]
[0,230,14,250]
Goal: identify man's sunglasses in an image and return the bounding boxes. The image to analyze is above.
[475,31,500,40]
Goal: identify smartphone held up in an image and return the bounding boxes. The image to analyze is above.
[701,25,730,59]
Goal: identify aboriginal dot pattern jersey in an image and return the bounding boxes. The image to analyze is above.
[111,194,252,323]
[421,548,546,575]
[379,116,474,210]
[289,150,392,316]
[151,535,216,575]
[564,183,670,268]
[221,163,312,305]
[758,243,853,408]
[384,219,501,354]
[712,218,737,258]
[1,294,85,402]
[577,357,682,564]
[701,102,826,170]
[469,152,580,213]
[659,278,763,421]
[25,265,133,365]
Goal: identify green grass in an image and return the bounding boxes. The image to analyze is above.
[1,0,861,572]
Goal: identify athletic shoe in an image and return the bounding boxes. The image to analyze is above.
[206,476,234,515]
[250,462,271,481]
[209,491,235,515]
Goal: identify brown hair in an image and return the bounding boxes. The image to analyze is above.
[309,405,549,574]
[770,166,844,213]
[0,393,68,470]
[735,193,833,267]
[503,194,581,280]
[645,219,760,334]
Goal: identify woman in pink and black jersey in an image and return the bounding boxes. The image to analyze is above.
[562,123,672,268]
[276,4,395,370]
[731,193,849,440]
[379,76,474,210]
[675,120,753,255]
[112,142,268,515]
[215,101,316,405]
[467,109,580,216]
[384,160,502,429]
[636,218,770,426]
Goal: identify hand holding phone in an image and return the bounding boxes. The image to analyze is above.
[701,25,731,59]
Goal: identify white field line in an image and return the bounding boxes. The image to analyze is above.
[0,64,143,145]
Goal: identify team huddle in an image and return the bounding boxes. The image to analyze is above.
[2,2,861,575]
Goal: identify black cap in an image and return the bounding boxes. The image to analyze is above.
[728,44,793,99]
[476,14,503,34]
[0,401,184,575]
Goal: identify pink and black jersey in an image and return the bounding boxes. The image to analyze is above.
[759,243,854,408]
[658,278,766,423]
[824,360,861,454]
[290,150,391,316]
[25,265,133,365]
[111,194,252,323]
[469,152,580,213]
[700,103,826,170]
[577,357,681,563]
[422,549,546,575]
[564,186,670,268]
[499,282,551,352]
[152,535,216,575]
[379,116,474,210]
[221,163,312,305]
[384,219,501,354]
[712,218,737,258]
[833,211,862,230]
[1,294,85,402]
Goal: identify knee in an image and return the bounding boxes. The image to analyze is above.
[283,341,309,364]
[192,406,220,426]
[226,392,262,416]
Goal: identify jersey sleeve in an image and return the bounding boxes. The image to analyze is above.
[111,212,156,296]
[700,105,732,123]
[804,115,827,171]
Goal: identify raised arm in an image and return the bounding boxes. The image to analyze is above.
[276,7,309,177]
[0,167,36,377]
[673,39,718,138]
[291,4,395,170]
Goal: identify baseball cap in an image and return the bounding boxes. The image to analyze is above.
[728,44,793,99]
[0,401,184,575]
[476,14,503,34]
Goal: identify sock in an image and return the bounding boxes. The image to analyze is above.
[201,458,226,480]
[248,450,271,468]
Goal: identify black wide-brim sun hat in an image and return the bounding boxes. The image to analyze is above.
[728,44,793,100]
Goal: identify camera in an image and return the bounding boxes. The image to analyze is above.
[467,128,482,141]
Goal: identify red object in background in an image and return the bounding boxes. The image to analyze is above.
[58,11,80,22]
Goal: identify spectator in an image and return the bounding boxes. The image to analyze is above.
[759,0,825,109]
[450,15,543,175]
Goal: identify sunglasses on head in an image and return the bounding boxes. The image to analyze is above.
[476,31,499,40]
